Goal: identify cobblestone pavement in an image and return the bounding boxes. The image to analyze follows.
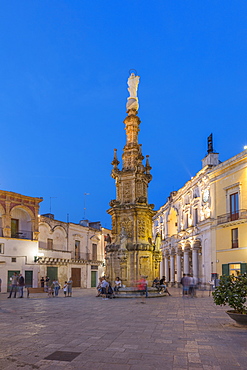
[0,287,246,369]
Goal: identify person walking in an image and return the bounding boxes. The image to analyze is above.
[67,277,73,297]
[181,274,190,297]
[18,274,25,298]
[8,272,18,298]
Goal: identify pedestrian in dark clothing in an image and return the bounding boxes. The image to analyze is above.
[40,277,45,288]
[44,276,50,292]
[18,274,25,298]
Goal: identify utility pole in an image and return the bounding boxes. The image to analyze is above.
[49,197,57,214]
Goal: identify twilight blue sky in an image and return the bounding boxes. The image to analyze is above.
[0,1,247,229]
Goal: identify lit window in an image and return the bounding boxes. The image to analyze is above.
[229,263,240,276]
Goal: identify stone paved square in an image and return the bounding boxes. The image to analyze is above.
[0,287,246,369]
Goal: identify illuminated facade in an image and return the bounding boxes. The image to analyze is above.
[106,73,161,286]
[0,190,110,292]
[0,190,42,292]
[153,137,247,284]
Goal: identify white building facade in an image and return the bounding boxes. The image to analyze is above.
[38,215,110,288]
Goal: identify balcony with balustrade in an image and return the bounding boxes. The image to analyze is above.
[217,209,247,225]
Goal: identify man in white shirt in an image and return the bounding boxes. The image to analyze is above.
[101,278,109,300]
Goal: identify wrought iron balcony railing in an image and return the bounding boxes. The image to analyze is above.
[11,229,33,240]
[72,252,81,260]
[217,209,247,225]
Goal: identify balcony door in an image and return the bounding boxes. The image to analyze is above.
[230,193,239,221]
[11,219,19,238]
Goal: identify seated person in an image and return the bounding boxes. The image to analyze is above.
[114,277,122,292]
[96,277,103,297]
[101,278,109,300]
[159,276,171,296]
[152,277,160,289]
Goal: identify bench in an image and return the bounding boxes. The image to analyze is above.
[27,287,46,298]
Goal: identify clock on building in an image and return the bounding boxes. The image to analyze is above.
[203,189,209,203]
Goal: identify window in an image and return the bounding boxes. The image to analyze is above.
[194,208,198,225]
[229,263,240,276]
[11,219,19,237]
[11,257,17,263]
[75,240,80,259]
[0,243,4,253]
[92,244,97,261]
[222,263,247,276]
[47,238,53,250]
[185,214,189,229]
[230,193,239,221]
[231,228,238,248]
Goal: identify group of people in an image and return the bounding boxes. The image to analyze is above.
[7,273,73,298]
[152,276,172,296]
[180,274,198,297]
[45,278,73,298]
[8,272,25,298]
[96,276,122,299]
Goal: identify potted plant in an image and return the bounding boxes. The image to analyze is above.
[212,273,247,325]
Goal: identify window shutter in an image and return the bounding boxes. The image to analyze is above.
[222,264,229,276]
[241,263,247,274]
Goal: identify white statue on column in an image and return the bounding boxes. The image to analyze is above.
[127,73,140,98]
[126,72,140,111]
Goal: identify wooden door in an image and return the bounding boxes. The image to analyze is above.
[71,268,81,287]
[25,271,33,287]
[47,267,58,284]
[91,271,97,287]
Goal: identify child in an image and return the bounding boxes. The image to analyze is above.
[63,281,68,297]
[48,286,53,298]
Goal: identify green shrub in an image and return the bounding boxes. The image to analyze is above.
[212,273,247,314]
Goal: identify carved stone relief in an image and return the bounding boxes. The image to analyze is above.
[138,219,146,239]
[123,182,132,202]
[136,181,143,197]
[121,217,132,238]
